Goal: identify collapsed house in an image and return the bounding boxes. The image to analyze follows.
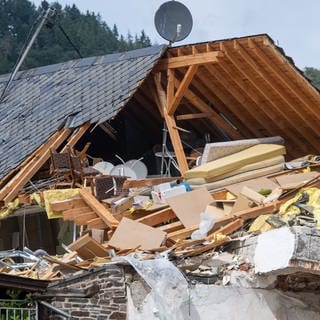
[1,34,320,319]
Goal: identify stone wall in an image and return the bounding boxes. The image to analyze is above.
[47,265,127,320]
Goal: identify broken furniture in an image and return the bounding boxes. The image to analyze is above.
[70,156,99,189]
[95,175,129,201]
[50,150,74,183]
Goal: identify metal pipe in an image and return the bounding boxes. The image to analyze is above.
[39,300,73,319]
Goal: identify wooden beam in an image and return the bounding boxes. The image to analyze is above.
[157,221,183,233]
[62,122,90,152]
[206,61,280,137]
[248,38,320,124]
[176,112,219,121]
[50,198,85,212]
[220,43,312,155]
[262,36,320,102]
[2,128,72,205]
[154,73,189,174]
[180,82,242,139]
[79,188,119,229]
[155,51,223,70]
[136,207,176,226]
[123,176,181,189]
[86,217,108,229]
[167,65,198,115]
[188,74,254,137]
[233,40,320,142]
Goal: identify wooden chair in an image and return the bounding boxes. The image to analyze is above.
[50,150,74,183]
[95,175,129,201]
[70,156,100,191]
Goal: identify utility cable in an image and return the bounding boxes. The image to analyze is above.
[58,24,82,59]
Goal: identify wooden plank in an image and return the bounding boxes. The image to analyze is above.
[68,233,108,259]
[157,221,183,233]
[50,198,85,212]
[207,218,244,240]
[62,122,90,152]
[168,65,198,115]
[136,207,176,226]
[63,207,92,221]
[168,226,198,242]
[79,189,119,229]
[123,176,181,189]
[74,212,98,225]
[0,130,62,199]
[108,217,166,250]
[155,51,223,70]
[176,112,217,121]
[2,128,72,204]
[87,217,108,229]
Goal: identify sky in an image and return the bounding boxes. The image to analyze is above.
[32,0,320,69]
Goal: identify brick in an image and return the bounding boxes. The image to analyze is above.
[110,311,126,319]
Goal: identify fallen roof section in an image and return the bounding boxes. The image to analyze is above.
[0,45,166,179]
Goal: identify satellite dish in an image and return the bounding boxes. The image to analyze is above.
[154,1,193,43]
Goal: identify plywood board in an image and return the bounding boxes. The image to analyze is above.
[275,172,320,189]
[226,177,278,197]
[166,188,213,227]
[68,233,108,259]
[108,217,166,250]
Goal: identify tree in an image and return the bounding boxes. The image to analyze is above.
[0,0,152,74]
[304,67,320,90]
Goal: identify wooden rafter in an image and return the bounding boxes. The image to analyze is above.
[188,73,255,138]
[262,37,320,103]
[62,122,90,152]
[155,51,223,70]
[1,128,72,205]
[154,73,189,174]
[203,64,271,138]
[233,40,320,139]
[167,65,198,115]
[206,61,292,139]
[176,112,218,121]
[174,77,242,140]
[248,38,320,120]
[220,43,312,154]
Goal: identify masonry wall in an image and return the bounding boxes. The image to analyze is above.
[47,265,127,320]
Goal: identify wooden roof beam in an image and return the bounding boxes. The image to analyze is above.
[208,58,295,140]
[155,51,223,70]
[187,73,255,138]
[154,73,189,174]
[262,37,320,103]
[220,43,313,154]
[204,64,273,138]
[178,80,243,140]
[233,40,320,137]
[249,38,320,118]
[167,65,198,115]
[231,40,319,149]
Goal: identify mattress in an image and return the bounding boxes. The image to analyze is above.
[201,136,284,164]
[187,155,284,185]
[190,163,284,191]
[184,144,286,180]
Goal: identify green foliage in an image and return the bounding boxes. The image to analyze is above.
[304,67,320,90]
[0,0,152,74]
[0,290,33,320]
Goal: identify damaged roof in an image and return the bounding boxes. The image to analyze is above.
[0,45,166,179]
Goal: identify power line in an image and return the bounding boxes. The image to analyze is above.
[58,24,83,59]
